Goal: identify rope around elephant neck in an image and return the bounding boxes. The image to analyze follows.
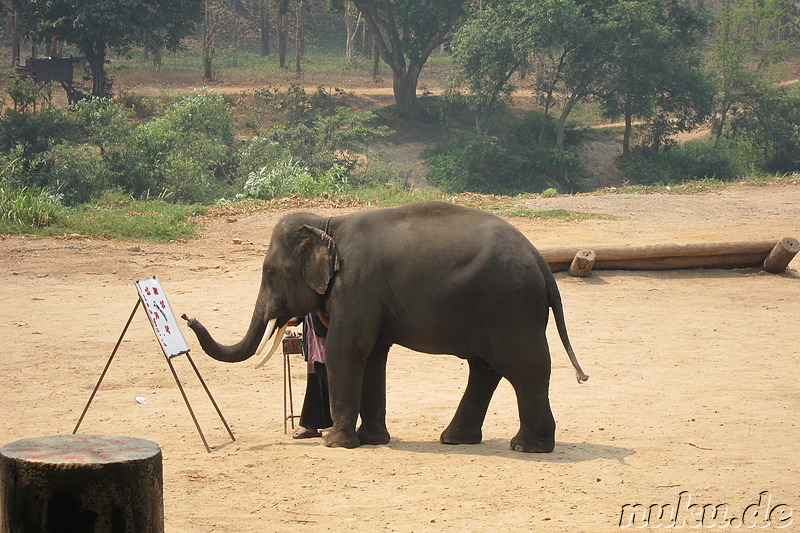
[324,217,332,235]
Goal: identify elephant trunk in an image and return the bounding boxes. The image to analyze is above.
[181,311,277,364]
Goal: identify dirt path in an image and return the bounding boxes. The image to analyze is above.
[2,183,799,531]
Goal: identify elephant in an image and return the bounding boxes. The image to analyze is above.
[183,201,588,452]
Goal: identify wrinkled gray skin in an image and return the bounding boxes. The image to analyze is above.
[185,202,588,452]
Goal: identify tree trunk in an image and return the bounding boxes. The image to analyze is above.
[87,42,109,97]
[622,106,633,158]
[278,13,288,68]
[294,0,304,79]
[259,0,270,55]
[0,435,164,533]
[11,9,19,69]
[153,46,163,71]
[371,34,380,78]
[344,2,360,66]
[714,100,731,147]
[203,0,216,81]
[555,94,580,147]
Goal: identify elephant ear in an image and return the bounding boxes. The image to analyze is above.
[300,225,341,295]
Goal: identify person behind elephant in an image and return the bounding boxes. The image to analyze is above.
[288,313,333,439]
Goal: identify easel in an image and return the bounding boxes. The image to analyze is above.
[282,336,303,433]
[73,277,235,453]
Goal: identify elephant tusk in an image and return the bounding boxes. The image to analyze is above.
[255,324,286,368]
[255,318,277,357]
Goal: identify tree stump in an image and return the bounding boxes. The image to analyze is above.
[568,249,596,277]
[763,237,800,274]
[0,434,164,533]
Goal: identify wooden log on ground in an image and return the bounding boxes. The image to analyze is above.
[538,239,796,273]
[1,434,164,533]
[568,249,596,277]
[763,237,800,274]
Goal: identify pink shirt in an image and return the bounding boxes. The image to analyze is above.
[304,314,327,372]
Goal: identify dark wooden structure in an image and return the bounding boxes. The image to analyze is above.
[14,57,80,84]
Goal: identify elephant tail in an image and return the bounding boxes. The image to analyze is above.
[547,275,589,384]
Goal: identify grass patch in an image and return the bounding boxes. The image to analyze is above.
[351,182,441,207]
[6,191,208,241]
[495,207,612,220]
[0,186,64,231]
[45,202,205,241]
[599,173,797,195]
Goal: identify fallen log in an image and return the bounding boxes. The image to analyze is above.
[763,237,800,273]
[568,249,596,277]
[539,238,798,273]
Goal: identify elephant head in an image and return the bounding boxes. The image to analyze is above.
[183,213,339,365]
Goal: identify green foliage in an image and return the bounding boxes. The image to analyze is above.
[13,0,204,96]
[0,185,64,231]
[351,179,440,207]
[119,90,238,203]
[729,84,800,172]
[245,86,391,176]
[38,142,112,205]
[49,194,205,241]
[597,0,713,154]
[0,106,77,163]
[236,158,349,201]
[236,85,392,199]
[619,139,755,185]
[710,0,797,143]
[425,129,588,195]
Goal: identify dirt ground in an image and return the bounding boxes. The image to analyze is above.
[2,182,799,532]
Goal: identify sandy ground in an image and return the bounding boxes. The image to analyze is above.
[2,183,799,532]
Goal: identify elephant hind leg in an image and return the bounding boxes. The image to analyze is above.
[509,389,556,453]
[440,359,501,445]
[507,346,556,452]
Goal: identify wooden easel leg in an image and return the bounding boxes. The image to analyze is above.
[185,352,235,442]
[73,300,141,434]
[164,355,211,453]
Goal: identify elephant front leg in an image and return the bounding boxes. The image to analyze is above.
[357,344,391,445]
[322,372,362,449]
[440,359,501,445]
[320,325,372,449]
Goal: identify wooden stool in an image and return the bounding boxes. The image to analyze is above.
[283,336,303,434]
[1,434,164,533]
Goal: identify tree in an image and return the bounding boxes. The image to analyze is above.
[596,0,712,157]
[449,0,604,145]
[12,0,204,97]
[710,0,797,145]
[331,0,468,115]
[449,2,529,133]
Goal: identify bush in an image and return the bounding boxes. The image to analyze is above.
[38,142,112,205]
[116,90,238,203]
[730,85,800,172]
[0,185,63,230]
[236,157,349,200]
[425,130,588,195]
[620,139,755,185]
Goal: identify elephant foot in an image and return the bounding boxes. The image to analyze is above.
[322,427,360,449]
[357,425,391,446]
[509,430,555,453]
[439,426,483,445]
